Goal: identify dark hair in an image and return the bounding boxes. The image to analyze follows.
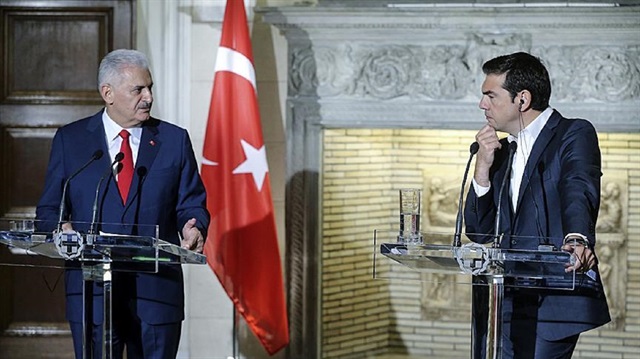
[482,52,551,111]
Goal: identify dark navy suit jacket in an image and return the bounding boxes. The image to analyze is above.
[36,110,209,325]
[464,110,610,340]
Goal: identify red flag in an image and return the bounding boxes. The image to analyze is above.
[201,0,289,355]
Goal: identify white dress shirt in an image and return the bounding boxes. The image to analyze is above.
[101,110,142,177]
[473,107,553,210]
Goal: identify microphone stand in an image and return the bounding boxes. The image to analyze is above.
[484,140,517,359]
[57,150,104,232]
[89,153,124,237]
[453,142,479,247]
[492,141,518,248]
[83,152,123,359]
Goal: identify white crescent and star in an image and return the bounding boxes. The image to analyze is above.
[202,140,268,192]
[202,46,268,192]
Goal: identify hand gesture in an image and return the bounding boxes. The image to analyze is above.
[474,124,502,186]
[181,218,204,253]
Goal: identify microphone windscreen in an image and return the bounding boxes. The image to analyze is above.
[115,152,125,162]
[136,166,147,177]
[470,141,480,155]
[93,150,104,160]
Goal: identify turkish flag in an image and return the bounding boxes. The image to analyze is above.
[201,0,289,355]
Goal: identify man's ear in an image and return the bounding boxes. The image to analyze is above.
[517,90,532,112]
[100,84,113,105]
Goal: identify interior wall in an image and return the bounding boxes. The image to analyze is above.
[263,3,640,358]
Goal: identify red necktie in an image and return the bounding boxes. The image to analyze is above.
[118,130,134,202]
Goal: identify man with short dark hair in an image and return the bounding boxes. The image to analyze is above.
[465,52,610,358]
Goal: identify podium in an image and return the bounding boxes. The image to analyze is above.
[0,218,206,359]
[374,230,588,359]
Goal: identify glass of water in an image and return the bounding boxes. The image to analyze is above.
[398,188,423,244]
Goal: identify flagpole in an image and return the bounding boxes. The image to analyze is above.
[232,306,239,359]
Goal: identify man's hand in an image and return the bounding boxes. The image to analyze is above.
[562,240,597,273]
[60,222,74,233]
[181,218,204,253]
[474,124,502,187]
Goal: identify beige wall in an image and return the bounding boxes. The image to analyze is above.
[321,129,640,358]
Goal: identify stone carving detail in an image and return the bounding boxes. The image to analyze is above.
[289,40,640,103]
[421,270,471,321]
[357,45,414,99]
[413,45,474,100]
[290,46,319,96]
[598,181,624,233]
[465,33,533,93]
[421,174,471,320]
[596,179,628,329]
[544,46,640,102]
[424,176,460,229]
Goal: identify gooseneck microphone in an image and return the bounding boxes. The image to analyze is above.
[57,150,104,232]
[89,152,125,235]
[453,141,480,247]
[493,141,518,248]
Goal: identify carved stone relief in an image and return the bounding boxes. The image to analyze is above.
[423,173,463,231]
[289,39,640,104]
[596,175,628,329]
[420,168,472,320]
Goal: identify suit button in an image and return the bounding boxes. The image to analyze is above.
[511,239,518,246]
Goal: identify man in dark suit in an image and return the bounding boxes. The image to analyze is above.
[36,49,209,359]
[464,52,610,358]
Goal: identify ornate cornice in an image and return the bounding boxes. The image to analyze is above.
[263,6,640,132]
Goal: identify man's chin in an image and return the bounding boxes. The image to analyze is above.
[136,114,151,122]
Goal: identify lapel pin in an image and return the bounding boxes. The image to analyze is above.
[149,140,156,146]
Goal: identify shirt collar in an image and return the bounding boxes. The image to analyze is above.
[101,109,143,142]
[507,107,553,147]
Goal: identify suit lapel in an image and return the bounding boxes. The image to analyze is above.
[85,110,110,165]
[514,110,561,215]
[123,120,160,210]
[83,110,124,224]
[493,141,514,234]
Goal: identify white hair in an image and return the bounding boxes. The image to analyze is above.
[98,49,149,90]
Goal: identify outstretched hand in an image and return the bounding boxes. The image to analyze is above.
[181,218,204,253]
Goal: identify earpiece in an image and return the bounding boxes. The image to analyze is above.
[518,96,525,112]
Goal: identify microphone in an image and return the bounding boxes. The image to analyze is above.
[493,141,517,248]
[132,167,148,234]
[535,161,554,250]
[453,141,480,247]
[89,152,124,236]
[57,150,104,231]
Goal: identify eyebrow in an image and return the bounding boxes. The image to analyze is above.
[132,84,153,90]
[482,90,496,96]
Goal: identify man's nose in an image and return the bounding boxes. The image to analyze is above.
[479,97,488,110]
[142,88,153,102]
